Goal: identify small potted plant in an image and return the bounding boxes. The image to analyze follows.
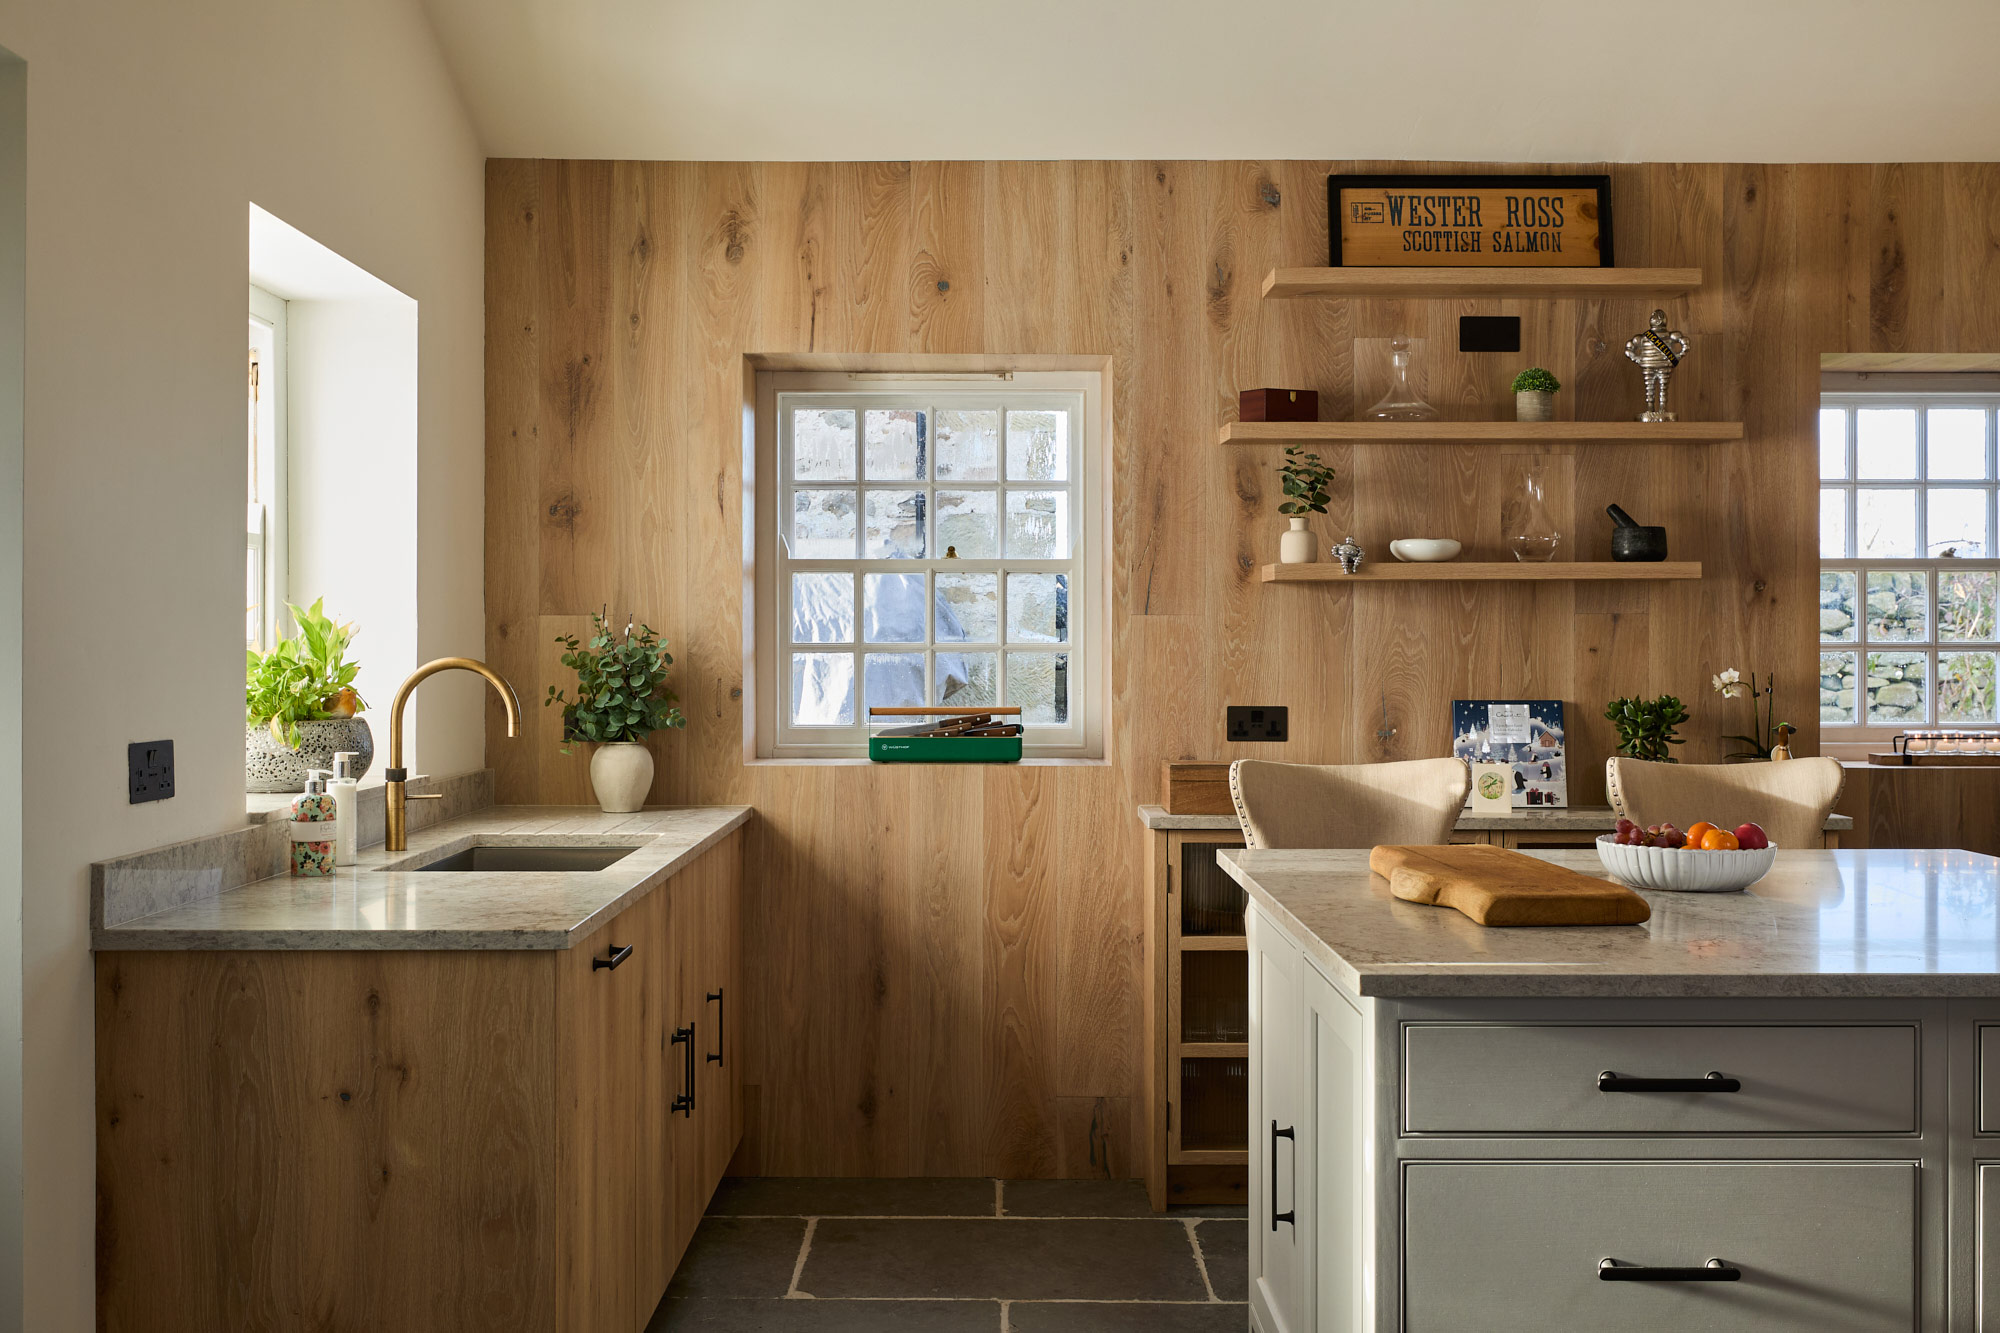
[547,611,687,813]
[1604,693,1689,763]
[1277,445,1336,564]
[1511,367,1562,423]
[1714,667,1789,761]
[245,599,372,793]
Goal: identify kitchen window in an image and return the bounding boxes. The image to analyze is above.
[246,285,287,651]
[1819,391,2000,732]
[754,371,1103,759]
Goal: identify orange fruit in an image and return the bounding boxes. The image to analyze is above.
[1700,828,1740,851]
[1684,822,1717,848]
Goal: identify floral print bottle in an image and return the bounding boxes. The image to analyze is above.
[290,769,339,877]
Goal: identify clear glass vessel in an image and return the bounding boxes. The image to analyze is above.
[1364,337,1439,422]
[1507,469,1562,562]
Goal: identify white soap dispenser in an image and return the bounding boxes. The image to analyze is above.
[329,751,361,868]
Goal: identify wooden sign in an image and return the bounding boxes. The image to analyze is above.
[1329,175,1612,268]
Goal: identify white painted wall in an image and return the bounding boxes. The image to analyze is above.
[420,0,2000,163]
[0,2,485,1325]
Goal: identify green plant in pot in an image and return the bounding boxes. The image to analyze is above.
[1276,445,1336,564]
[546,611,687,813]
[1604,693,1689,763]
[1511,366,1561,423]
[244,599,374,793]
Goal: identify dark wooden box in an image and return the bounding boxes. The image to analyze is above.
[1161,761,1235,816]
[1238,388,1318,423]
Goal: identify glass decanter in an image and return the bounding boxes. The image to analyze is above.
[1363,337,1439,422]
[1507,469,1562,562]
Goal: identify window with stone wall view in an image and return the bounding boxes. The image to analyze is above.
[1820,393,2000,730]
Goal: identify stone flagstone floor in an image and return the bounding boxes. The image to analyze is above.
[648,1177,1248,1331]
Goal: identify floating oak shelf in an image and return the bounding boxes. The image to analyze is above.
[1220,420,1743,446]
[1260,561,1702,583]
[1261,266,1703,300]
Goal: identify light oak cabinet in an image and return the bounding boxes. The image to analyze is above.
[96,829,745,1333]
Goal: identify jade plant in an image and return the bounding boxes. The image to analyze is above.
[1510,367,1562,395]
[1277,445,1336,516]
[245,599,366,748]
[546,611,687,753]
[1604,693,1690,763]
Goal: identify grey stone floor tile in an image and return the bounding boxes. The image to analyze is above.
[1194,1219,1248,1302]
[649,1296,1002,1331]
[1002,1178,1153,1217]
[1166,1201,1249,1219]
[707,1176,998,1217]
[1006,1301,1247,1332]
[800,1218,1210,1302]
[664,1217,809,1299]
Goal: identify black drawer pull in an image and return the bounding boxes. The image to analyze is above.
[592,943,633,971]
[670,1024,695,1116]
[1269,1122,1296,1232]
[1599,1257,1740,1282]
[1597,1070,1740,1093]
[706,989,725,1066]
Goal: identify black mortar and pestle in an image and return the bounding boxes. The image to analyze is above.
[1606,504,1668,561]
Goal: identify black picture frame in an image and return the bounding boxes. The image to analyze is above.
[1327,174,1614,268]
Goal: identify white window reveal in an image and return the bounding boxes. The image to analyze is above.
[246,284,288,651]
[1819,391,2000,732]
[756,372,1103,759]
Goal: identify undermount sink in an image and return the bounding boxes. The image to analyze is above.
[411,844,638,873]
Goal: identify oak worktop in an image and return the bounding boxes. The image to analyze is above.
[92,804,751,951]
[1220,846,2000,999]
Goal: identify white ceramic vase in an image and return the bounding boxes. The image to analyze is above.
[1278,516,1317,564]
[589,741,654,814]
[1515,389,1554,423]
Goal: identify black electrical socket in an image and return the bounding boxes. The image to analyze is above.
[128,740,175,804]
[1226,706,1288,743]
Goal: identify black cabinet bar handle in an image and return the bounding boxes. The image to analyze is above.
[1269,1121,1296,1233]
[706,989,725,1066]
[1599,1257,1740,1282]
[670,1024,695,1116]
[1597,1070,1740,1093]
[592,943,633,972]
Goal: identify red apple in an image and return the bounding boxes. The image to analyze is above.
[1734,822,1769,851]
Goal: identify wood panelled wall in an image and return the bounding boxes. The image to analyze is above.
[485,160,2000,1178]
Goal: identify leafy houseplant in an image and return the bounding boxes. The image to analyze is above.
[244,599,374,793]
[1511,366,1561,423]
[1714,667,1789,762]
[1604,694,1690,763]
[546,612,687,813]
[1276,445,1336,564]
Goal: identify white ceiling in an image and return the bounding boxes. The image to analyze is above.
[418,0,2000,164]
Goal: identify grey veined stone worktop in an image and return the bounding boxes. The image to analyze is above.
[1220,846,2000,999]
[93,804,752,951]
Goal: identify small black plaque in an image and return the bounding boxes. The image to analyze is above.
[1459,315,1521,353]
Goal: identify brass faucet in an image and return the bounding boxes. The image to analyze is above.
[384,657,522,851]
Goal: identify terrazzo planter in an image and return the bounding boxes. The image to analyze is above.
[246,718,374,794]
[589,741,654,814]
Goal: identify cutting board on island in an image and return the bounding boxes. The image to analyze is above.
[1370,843,1650,927]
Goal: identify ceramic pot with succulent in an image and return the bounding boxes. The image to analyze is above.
[244,599,373,793]
[1277,445,1335,564]
[547,612,687,813]
[1511,367,1561,423]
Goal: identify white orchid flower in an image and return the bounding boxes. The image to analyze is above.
[1712,668,1746,698]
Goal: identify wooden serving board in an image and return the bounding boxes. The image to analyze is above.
[1370,844,1650,928]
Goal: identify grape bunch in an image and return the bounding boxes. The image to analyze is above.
[1613,817,1687,849]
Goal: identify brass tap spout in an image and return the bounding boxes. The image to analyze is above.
[384,657,522,851]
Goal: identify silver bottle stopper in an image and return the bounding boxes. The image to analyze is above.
[1332,535,1365,574]
[332,752,359,782]
[303,769,333,797]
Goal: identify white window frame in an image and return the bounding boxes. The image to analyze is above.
[752,370,1105,760]
[247,284,288,651]
[1819,389,2000,737]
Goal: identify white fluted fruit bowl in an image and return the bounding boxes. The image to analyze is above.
[1594,834,1779,893]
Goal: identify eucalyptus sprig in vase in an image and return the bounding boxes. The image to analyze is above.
[1277,445,1336,564]
[546,611,687,813]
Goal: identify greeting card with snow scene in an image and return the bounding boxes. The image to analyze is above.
[1451,699,1567,808]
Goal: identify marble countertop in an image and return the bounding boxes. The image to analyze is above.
[94,805,752,951]
[1137,803,1853,833]
[1221,846,2000,999]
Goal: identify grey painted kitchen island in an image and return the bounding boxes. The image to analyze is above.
[1221,847,2000,1332]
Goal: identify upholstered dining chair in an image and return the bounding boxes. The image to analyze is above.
[1229,758,1472,850]
[1605,756,1846,850]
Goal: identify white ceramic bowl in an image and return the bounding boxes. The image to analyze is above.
[1594,834,1779,893]
[1389,538,1462,562]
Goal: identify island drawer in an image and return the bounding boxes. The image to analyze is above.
[1402,1160,1917,1332]
[1403,1023,1918,1135]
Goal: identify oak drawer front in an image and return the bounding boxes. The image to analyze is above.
[1403,1024,1917,1135]
[1403,1161,1917,1333]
